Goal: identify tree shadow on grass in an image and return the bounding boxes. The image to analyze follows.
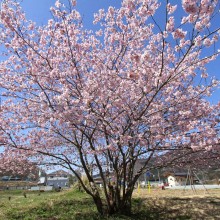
[132,196,220,220]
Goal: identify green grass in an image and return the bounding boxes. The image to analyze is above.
[0,189,134,220]
[0,189,220,219]
[0,190,99,220]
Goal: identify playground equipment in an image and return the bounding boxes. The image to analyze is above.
[183,167,209,194]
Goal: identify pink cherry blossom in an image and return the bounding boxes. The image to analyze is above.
[0,0,219,216]
[203,38,212,47]
[166,16,175,32]
[167,3,177,15]
[182,0,198,14]
[172,28,187,39]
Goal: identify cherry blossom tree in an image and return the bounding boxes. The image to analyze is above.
[0,0,220,216]
[0,152,39,180]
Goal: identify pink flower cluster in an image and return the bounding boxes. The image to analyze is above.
[182,0,198,14]
[167,3,177,15]
[166,16,175,32]
[172,29,187,39]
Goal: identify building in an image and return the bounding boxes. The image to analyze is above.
[167,172,198,187]
[0,167,39,182]
[92,160,157,187]
[93,172,116,187]
[1,176,22,181]
[46,170,70,188]
[0,170,38,190]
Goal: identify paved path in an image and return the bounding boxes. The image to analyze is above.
[166,185,220,189]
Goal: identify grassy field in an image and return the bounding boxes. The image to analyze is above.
[0,188,220,220]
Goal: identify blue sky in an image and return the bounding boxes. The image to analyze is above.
[20,0,220,104]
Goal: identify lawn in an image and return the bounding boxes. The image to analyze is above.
[0,188,220,219]
[0,189,98,220]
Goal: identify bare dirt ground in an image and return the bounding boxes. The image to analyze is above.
[133,188,220,220]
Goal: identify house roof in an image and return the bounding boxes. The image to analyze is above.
[47,170,70,177]
[93,172,115,180]
[174,173,188,177]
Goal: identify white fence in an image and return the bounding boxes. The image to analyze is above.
[30,186,53,191]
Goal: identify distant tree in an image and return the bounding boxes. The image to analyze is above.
[0,157,39,181]
[69,174,77,186]
[0,0,219,216]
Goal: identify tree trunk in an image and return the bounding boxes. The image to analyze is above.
[106,186,133,216]
[118,188,133,215]
[92,189,133,216]
[107,195,132,215]
[91,181,135,216]
[93,195,104,216]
